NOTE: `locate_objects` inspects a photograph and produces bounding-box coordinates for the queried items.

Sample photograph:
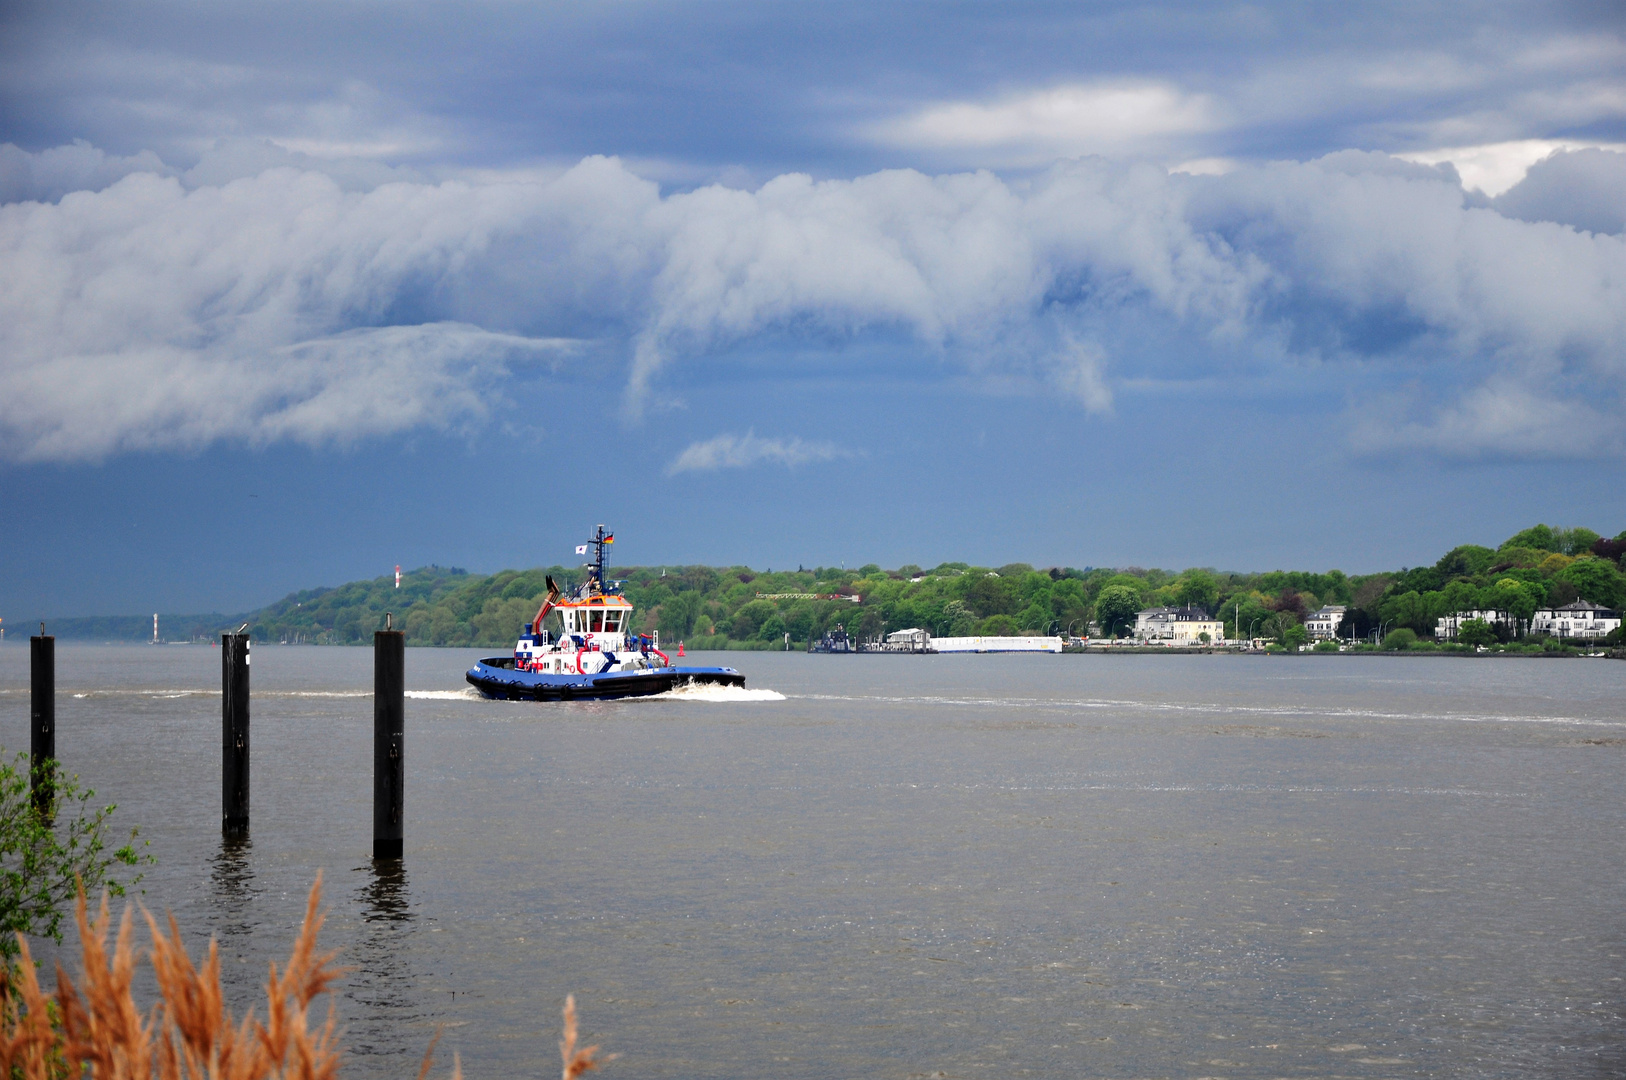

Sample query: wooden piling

[221,631,250,837]
[373,623,405,859]
[30,631,55,813]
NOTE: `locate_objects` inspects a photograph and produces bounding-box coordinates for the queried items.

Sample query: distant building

[1436,609,1513,640]
[1530,601,1621,639]
[1305,605,1347,640]
[885,627,931,651]
[1134,606,1224,644]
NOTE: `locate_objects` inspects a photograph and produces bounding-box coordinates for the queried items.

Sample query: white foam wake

[405,689,483,701]
[654,684,786,702]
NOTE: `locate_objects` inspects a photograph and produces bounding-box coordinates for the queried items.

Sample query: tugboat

[466,525,746,701]
[808,623,858,653]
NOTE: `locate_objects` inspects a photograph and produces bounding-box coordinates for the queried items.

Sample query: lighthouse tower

[395,565,401,589]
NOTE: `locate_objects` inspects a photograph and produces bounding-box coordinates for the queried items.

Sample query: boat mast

[589,524,609,593]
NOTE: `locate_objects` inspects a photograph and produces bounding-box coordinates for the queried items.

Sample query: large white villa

[1134,606,1225,644]
[1305,605,1347,640]
[1435,609,1514,640]
[1529,601,1621,639]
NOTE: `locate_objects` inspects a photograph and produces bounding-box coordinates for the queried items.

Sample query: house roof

[1137,605,1212,621]
[1545,600,1619,614]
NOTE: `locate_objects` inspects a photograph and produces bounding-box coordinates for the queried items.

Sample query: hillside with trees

[47,524,1626,650]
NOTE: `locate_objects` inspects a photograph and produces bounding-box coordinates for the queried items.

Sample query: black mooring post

[222,630,250,837]
[373,622,405,859]
[30,630,55,814]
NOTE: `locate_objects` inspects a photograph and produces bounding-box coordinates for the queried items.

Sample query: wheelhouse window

[589,610,604,633]
[605,611,622,632]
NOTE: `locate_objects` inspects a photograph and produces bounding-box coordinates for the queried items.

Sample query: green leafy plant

[1381,628,1418,650]
[0,753,147,967]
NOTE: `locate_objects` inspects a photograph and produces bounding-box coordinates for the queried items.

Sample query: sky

[2,0,1625,617]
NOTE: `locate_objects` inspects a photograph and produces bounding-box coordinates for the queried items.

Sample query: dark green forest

[62,522,1624,650]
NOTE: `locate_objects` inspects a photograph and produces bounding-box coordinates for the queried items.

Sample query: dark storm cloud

[2,1,1622,176]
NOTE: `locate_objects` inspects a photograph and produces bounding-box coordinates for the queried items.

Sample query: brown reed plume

[0,874,610,1080]
[559,995,611,1080]
[0,874,343,1080]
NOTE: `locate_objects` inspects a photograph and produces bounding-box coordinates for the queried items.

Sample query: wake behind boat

[466,525,745,701]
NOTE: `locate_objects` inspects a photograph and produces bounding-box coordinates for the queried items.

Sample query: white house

[1530,601,1621,639]
[1435,609,1513,640]
[1134,606,1225,644]
[1305,605,1347,640]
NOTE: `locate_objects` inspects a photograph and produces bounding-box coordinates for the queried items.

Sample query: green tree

[1094,584,1141,637]
[966,574,1020,618]
[1555,556,1624,609]
[728,599,775,639]
[1435,544,1497,579]
[1486,577,1542,628]
[942,600,977,636]
[0,754,148,966]
[1226,595,1274,641]
[1174,570,1220,613]
[1281,625,1308,649]
[1379,590,1433,635]
[1554,527,1601,556]
[1501,524,1557,553]
[1382,628,1418,650]
[1016,601,1051,633]
[1457,618,1496,648]
[1049,579,1089,632]
[658,590,704,638]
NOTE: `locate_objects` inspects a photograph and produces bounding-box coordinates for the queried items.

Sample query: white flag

[576,545,588,554]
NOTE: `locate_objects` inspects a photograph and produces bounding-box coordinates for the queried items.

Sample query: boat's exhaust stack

[532,575,563,635]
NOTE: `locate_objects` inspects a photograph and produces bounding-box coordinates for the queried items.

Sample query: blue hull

[466,657,745,701]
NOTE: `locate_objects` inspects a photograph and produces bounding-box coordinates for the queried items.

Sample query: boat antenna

[588,524,610,593]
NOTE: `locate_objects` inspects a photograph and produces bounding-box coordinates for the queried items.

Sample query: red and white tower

[395,565,401,589]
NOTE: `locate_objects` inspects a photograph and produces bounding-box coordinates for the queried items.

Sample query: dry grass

[0,875,608,1080]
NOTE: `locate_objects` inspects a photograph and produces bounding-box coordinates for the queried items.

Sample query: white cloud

[1398,139,1626,195]
[1053,338,1113,414]
[1492,148,1626,235]
[2,142,1624,464]
[666,431,848,474]
[872,81,1225,164]
[0,140,176,203]
[1356,380,1622,460]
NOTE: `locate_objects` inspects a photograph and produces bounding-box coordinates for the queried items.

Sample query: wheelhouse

[557,597,634,637]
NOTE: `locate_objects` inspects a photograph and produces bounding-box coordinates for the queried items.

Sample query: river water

[0,644,1622,1079]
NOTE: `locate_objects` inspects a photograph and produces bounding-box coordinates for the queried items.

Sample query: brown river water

[1,644,1623,1079]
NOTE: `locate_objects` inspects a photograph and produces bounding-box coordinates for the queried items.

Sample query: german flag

[604,533,614,544]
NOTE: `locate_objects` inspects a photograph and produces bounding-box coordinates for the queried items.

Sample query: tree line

[195,522,1623,650]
